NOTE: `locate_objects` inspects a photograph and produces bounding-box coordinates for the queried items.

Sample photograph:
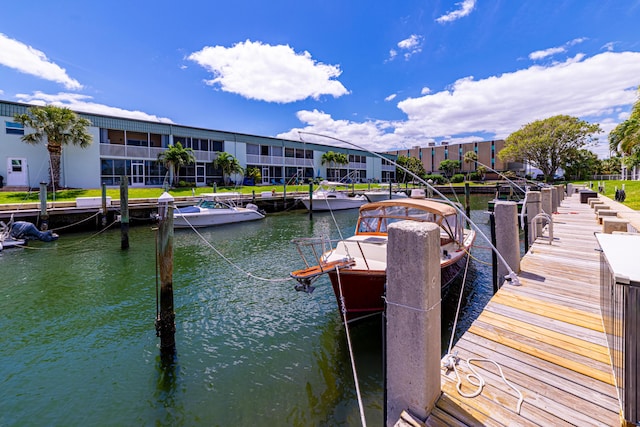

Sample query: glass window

[285,148,294,157]
[261,145,270,155]
[272,146,283,156]
[5,121,24,135]
[247,144,259,155]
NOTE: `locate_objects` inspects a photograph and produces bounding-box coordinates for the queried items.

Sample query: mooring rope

[49,211,101,232]
[182,216,292,283]
[14,219,120,250]
[442,253,524,414]
[334,267,367,427]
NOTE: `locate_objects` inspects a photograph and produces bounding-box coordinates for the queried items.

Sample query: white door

[196,164,206,186]
[7,157,28,186]
[131,161,145,186]
[262,167,270,184]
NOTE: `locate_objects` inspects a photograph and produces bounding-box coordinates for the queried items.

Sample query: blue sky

[1,0,640,157]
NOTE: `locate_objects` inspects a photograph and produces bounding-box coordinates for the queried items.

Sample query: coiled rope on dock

[442,254,524,414]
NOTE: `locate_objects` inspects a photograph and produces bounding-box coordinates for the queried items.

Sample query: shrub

[451,174,465,183]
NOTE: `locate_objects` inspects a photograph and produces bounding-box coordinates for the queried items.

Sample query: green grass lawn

[1,180,639,210]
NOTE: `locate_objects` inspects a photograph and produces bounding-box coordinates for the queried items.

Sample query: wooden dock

[428,193,621,426]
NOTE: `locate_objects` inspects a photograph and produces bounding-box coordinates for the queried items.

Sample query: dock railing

[596,233,640,425]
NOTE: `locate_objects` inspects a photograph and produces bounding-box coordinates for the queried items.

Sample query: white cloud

[421,87,432,95]
[389,35,423,61]
[398,35,420,50]
[436,0,476,23]
[279,51,640,156]
[0,33,82,90]
[529,37,587,60]
[602,42,616,51]
[15,92,174,123]
[385,94,397,102]
[187,39,349,103]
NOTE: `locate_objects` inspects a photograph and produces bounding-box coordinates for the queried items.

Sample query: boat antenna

[298,131,520,286]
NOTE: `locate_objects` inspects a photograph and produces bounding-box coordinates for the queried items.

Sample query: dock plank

[427,193,621,426]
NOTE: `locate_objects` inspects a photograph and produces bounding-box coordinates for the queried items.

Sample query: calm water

[0,195,495,426]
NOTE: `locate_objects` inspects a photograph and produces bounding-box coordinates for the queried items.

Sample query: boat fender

[246,203,259,211]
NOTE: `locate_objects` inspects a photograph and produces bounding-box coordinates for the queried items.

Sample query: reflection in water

[0,196,494,426]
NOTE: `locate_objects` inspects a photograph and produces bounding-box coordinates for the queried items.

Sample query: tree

[321,151,348,180]
[499,115,601,183]
[563,149,599,180]
[157,142,196,186]
[395,155,426,183]
[245,166,261,184]
[439,159,461,178]
[14,105,92,189]
[213,152,243,186]
[609,89,640,156]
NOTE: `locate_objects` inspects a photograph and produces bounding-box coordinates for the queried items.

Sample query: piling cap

[158,192,175,203]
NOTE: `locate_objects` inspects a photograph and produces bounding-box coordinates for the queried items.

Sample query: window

[5,121,24,135]
[261,145,270,156]
[285,147,294,157]
[247,144,259,155]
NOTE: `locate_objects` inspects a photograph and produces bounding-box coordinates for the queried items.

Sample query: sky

[1,0,640,158]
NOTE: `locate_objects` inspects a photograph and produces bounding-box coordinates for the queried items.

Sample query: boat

[173,193,265,228]
[363,185,408,202]
[290,198,476,322]
[298,180,368,211]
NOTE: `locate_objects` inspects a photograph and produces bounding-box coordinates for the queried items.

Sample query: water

[0,195,496,426]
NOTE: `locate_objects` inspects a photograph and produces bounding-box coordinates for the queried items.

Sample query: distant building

[388,139,521,177]
[0,100,396,190]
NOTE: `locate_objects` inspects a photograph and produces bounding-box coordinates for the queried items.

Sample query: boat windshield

[197,199,229,209]
[357,205,439,233]
[356,204,461,241]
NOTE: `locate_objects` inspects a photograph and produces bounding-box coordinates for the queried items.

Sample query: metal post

[120,176,129,250]
[464,182,471,221]
[490,212,498,294]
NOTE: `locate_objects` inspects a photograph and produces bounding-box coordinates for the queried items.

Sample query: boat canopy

[355,198,462,240]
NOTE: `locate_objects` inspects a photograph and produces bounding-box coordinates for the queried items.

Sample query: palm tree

[321,151,348,180]
[157,142,196,186]
[14,105,92,189]
[213,152,243,186]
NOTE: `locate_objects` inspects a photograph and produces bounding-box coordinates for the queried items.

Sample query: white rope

[442,252,524,414]
[334,267,367,427]
[383,297,441,314]
[182,214,292,283]
[50,210,101,231]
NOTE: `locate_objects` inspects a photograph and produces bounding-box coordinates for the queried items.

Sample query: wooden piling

[39,182,49,231]
[120,177,129,250]
[308,182,313,220]
[385,221,441,425]
[156,192,176,356]
[464,182,471,220]
[101,183,108,227]
[541,187,553,215]
[525,191,542,244]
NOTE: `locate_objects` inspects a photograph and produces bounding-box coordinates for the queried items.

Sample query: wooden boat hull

[327,251,469,322]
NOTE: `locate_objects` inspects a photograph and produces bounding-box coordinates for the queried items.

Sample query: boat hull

[174,210,264,228]
[300,197,367,211]
[327,252,469,322]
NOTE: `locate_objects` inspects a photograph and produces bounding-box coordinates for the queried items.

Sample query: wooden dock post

[120,176,129,250]
[156,192,176,358]
[308,182,313,220]
[541,187,553,215]
[525,191,542,242]
[101,182,108,227]
[464,182,471,220]
[494,201,520,287]
[385,221,441,426]
[39,182,49,231]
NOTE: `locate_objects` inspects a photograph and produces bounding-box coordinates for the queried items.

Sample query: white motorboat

[363,186,408,202]
[174,193,265,228]
[298,181,368,212]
